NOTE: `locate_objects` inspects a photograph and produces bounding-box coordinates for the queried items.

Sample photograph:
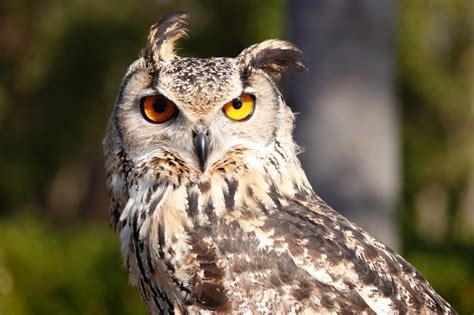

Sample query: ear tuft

[142,12,189,71]
[237,40,306,80]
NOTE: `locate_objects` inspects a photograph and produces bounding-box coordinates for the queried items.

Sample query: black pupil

[153,97,168,113]
[232,98,243,109]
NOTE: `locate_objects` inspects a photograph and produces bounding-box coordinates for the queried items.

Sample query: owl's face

[115,55,290,173]
[105,13,304,183]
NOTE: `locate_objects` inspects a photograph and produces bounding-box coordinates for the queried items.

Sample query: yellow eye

[223,93,255,121]
[141,95,177,123]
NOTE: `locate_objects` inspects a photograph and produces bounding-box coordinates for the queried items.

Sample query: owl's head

[104,12,304,182]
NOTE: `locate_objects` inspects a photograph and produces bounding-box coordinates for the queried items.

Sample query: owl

[103,12,455,314]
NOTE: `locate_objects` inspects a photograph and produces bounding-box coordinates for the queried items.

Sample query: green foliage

[398,0,474,313]
[399,0,473,190]
[0,215,145,315]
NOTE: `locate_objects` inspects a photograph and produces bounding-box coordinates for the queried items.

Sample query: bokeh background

[0,0,473,314]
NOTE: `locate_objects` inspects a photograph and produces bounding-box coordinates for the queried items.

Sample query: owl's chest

[120,177,334,313]
[121,173,283,263]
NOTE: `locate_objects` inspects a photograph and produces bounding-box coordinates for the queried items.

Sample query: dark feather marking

[240,68,251,86]
[110,202,122,229]
[347,291,376,314]
[359,265,377,285]
[126,255,131,273]
[145,247,156,274]
[246,185,254,198]
[192,240,224,281]
[241,43,305,80]
[277,202,359,266]
[143,12,188,73]
[424,288,445,313]
[194,282,230,311]
[402,277,424,310]
[294,187,311,202]
[339,309,353,315]
[148,188,165,215]
[138,279,150,302]
[287,237,304,256]
[269,274,282,287]
[267,156,281,175]
[144,190,151,203]
[132,212,145,252]
[164,260,176,273]
[204,202,217,223]
[201,264,224,280]
[189,234,230,311]
[268,184,283,210]
[254,48,305,74]
[148,281,170,314]
[277,258,297,284]
[219,237,239,255]
[158,223,165,259]
[320,295,335,309]
[379,251,401,275]
[361,241,380,260]
[273,138,288,161]
[108,151,133,230]
[260,200,271,215]
[230,258,248,274]
[198,181,211,193]
[186,186,198,216]
[293,287,310,301]
[224,178,238,209]
[150,12,187,46]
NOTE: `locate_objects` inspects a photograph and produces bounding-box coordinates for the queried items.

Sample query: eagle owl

[103,12,455,314]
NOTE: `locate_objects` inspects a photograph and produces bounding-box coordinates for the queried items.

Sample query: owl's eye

[223,93,255,121]
[140,95,177,123]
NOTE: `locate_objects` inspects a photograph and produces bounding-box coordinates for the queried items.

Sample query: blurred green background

[0,0,473,314]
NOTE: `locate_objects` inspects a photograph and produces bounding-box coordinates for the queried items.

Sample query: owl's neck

[119,137,313,226]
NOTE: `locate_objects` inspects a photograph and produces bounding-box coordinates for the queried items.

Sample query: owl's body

[103,13,455,314]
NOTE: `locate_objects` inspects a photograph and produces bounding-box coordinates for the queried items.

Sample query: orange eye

[141,95,177,123]
[223,93,255,121]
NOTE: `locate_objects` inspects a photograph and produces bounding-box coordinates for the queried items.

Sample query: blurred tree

[287,0,400,249]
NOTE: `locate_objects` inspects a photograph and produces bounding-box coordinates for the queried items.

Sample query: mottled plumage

[103,12,456,314]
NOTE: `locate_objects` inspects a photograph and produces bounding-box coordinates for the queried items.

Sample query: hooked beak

[193,131,210,172]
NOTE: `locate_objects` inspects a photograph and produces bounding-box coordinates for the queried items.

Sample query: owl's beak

[193,130,209,172]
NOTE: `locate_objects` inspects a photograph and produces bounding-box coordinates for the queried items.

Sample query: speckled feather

[103,13,456,314]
